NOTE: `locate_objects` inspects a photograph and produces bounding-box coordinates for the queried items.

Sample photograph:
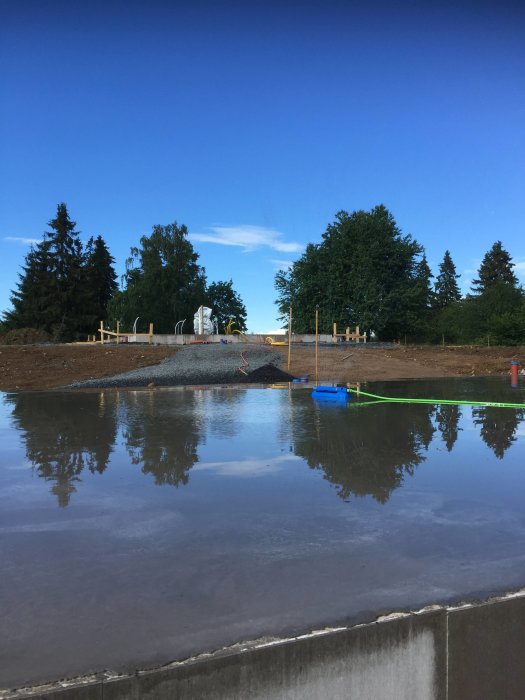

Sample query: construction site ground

[0,342,523,391]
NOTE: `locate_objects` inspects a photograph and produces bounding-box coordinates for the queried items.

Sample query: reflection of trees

[121,391,202,486]
[472,406,525,459]
[7,392,117,507]
[436,405,461,452]
[293,402,435,503]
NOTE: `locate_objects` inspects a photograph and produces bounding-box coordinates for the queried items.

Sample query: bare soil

[0,344,180,391]
[273,344,524,384]
[0,342,523,391]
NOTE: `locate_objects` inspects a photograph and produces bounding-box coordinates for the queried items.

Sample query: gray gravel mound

[69,343,287,389]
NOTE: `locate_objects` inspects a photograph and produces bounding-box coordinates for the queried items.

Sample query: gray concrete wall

[125,334,335,345]
[6,591,525,700]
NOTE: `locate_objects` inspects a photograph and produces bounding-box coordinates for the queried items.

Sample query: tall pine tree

[82,235,118,330]
[42,203,84,340]
[4,204,118,341]
[433,250,461,309]
[471,241,518,293]
[4,240,53,330]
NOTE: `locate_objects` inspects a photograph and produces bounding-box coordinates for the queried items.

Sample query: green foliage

[82,236,118,329]
[407,254,434,341]
[205,280,247,332]
[275,206,423,339]
[433,250,461,310]
[471,241,518,294]
[4,240,54,332]
[109,222,207,334]
[4,204,117,341]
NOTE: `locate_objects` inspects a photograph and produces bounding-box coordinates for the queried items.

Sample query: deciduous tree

[206,280,247,332]
[109,222,206,333]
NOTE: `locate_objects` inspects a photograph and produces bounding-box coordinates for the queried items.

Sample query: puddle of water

[1,378,524,689]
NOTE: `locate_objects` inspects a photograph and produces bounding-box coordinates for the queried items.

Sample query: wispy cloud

[4,236,40,245]
[270,259,294,271]
[189,225,303,254]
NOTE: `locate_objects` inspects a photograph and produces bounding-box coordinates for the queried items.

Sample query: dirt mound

[245,363,296,383]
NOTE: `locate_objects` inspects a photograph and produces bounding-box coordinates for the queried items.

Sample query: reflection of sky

[1,381,525,689]
[194,454,301,478]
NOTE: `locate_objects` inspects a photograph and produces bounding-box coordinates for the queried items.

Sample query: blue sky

[1,0,524,333]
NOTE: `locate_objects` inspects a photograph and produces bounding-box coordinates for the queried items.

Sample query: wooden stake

[287,306,292,371]
[116,320,120,344]
[99,320,104,345]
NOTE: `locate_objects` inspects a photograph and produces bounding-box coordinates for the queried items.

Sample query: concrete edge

[3,587,524,699]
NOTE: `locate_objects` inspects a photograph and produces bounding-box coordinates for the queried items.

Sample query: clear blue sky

[1,0,524,332]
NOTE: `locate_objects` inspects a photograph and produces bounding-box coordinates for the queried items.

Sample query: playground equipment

[332,323,367,343]
[98,321,154,344]
[265,336,288,346]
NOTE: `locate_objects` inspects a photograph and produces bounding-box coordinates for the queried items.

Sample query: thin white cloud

[4,236,40,245]
[270,259,294,271]
[189,225,303,254]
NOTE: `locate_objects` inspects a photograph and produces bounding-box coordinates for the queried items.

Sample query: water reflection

[7,392,118,507]
[436,405,462,452]
[4,381,525,507]
[121,391,203,487]
[472,406,525,459]
[292,402,435,503]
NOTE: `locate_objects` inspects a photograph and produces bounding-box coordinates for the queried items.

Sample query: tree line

[275,205,525,345]
[2,203,247,341]
[3,202,524,345]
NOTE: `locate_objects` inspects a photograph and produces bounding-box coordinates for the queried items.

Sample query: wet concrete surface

[1,378,525,689]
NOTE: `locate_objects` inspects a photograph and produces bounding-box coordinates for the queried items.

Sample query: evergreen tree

[82,235,118,329]
[44,203,84,340]
[434,250,461,309]
[4,239,53,330]
[401,254,434,340]
[471,241,518,294]
[206,280,247,332]
[4,203,83,339]
[109,222,206,333]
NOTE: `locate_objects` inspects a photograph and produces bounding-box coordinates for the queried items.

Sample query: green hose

[347,387,525,409]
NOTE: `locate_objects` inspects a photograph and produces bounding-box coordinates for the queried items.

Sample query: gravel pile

[69,343,290,389]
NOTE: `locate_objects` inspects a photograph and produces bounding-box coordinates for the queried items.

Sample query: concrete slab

[448,594,525,700]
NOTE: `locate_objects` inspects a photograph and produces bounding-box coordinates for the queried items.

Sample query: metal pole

[287,305,292,371]
[315,306,319,384]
